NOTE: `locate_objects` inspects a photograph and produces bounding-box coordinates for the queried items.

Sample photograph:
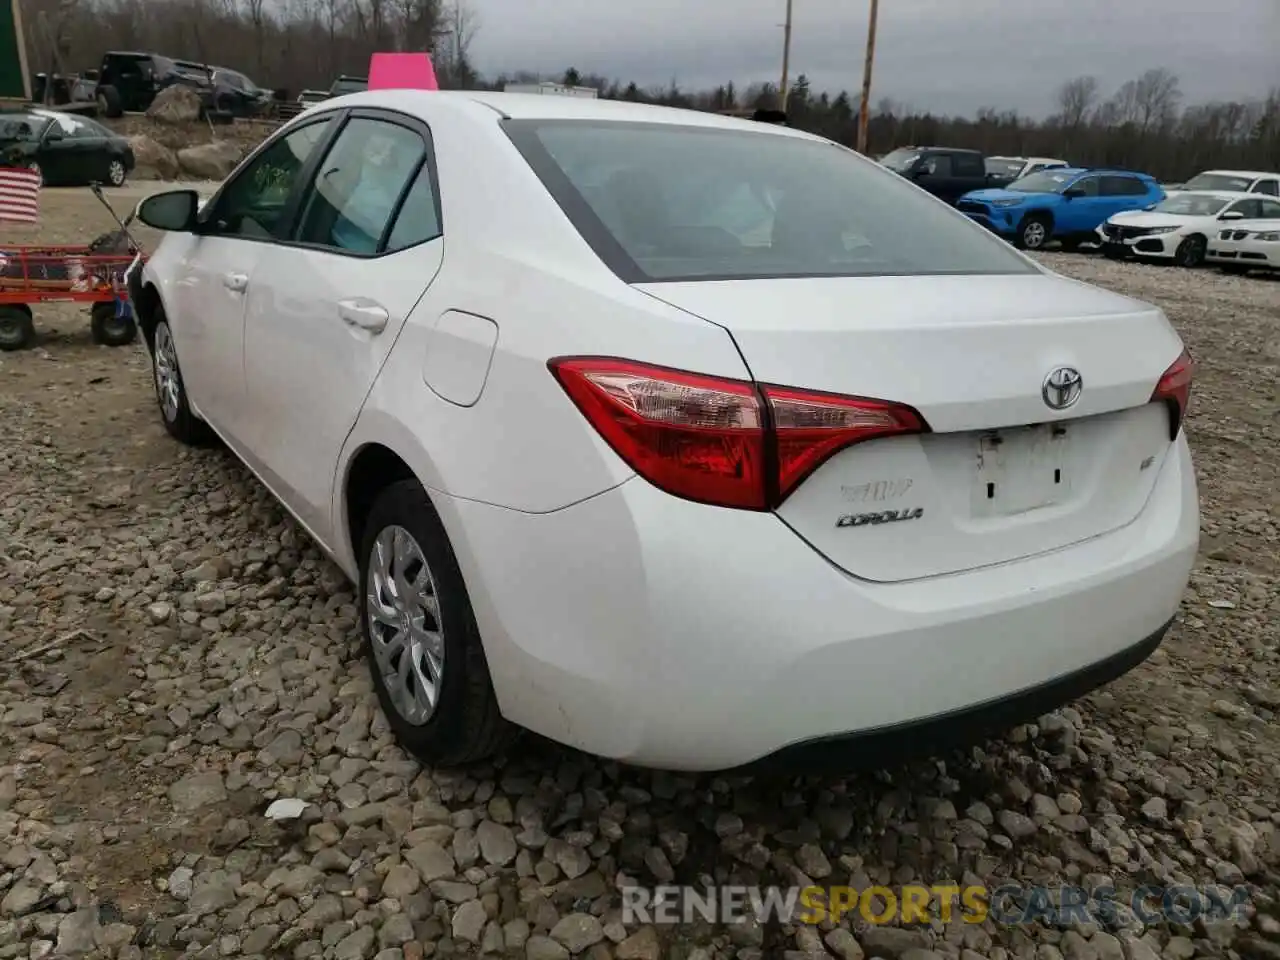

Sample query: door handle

[338,298,389,334]
[223,272,248,293]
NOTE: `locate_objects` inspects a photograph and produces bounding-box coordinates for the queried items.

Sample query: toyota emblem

[1042,366,1083,410]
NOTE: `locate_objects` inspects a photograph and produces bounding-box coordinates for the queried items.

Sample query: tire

[0,305,35,352]
[90,302,137,346]
[96,85,123,118]
[1016,215,1051,251]
[106,157,127,187]
[150,314,215,445]
[1174,235,1207,268]
[358,480,513,767]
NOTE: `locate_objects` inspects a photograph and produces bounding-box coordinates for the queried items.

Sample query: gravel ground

[2,193,1279,960]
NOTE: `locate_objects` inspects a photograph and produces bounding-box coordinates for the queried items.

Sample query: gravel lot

[2,191,1279,960]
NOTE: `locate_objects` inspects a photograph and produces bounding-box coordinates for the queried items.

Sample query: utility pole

[856,0,880,154]
[779,0,793,110]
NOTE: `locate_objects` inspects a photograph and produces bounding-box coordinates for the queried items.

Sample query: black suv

[879,146,992,205]
[93,52,212,117]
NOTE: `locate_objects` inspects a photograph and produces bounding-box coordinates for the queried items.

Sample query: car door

[34,122,79,184]
[1056,174,1106,232]
[168,115,338,440]
[62,119,109,184]
[1222,197,1264,224]
[239,109,445,541]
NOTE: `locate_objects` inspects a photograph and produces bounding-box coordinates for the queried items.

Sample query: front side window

[920,154,952,177]
[503,120,1036,282]
[1258,198,1280,219]
[1069,176,1100,197]
[1226,198,1264,219]
[294,117,426,255]
[206,118,333,240]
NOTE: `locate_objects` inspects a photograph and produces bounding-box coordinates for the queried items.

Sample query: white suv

[129,91,1199,772]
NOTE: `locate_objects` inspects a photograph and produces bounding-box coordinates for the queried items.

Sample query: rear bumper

[441,434,1199,772]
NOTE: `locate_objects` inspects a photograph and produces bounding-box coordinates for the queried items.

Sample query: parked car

[958,167,1165,250]
[297,89,329,105]
[1098,191,1280,267]
[31,71,97,106]
[207,66,273,117]
[1206,216,1280,275]
[93,51,213,116]
[879,146,990,204]
[329,75,368,96]
[126,92,1198,773]
[1164,169,1280,198]
[0,108,134,186]
[984,156,1069,187]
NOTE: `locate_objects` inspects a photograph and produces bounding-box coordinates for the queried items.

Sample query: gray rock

[615,925,661,960]
[56,909,100,955]
[168,771,227,811]
[551,913,605,953]
[476,819,518,866]
[996,809,1038,840]
[860,926,929,958]
[452,900,487,944]
[824,928,865,960]
[404,840,456,882]
[381,863,420,900]
[526,934,570,960]
[334,924,377,959]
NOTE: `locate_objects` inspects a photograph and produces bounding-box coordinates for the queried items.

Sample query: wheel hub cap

[366,525,444,726]
[154,326,180,421]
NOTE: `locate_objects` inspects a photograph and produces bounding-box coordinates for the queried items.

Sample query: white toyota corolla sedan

[128,90,1200,773]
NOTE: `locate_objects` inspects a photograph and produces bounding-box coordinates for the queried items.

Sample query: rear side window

[1101,176,1147,197]
[953,153,984,177]
[294,117,425,255]
[1259,198,1280,219]
[1253,179,1279,196]
[503,120,1035,283]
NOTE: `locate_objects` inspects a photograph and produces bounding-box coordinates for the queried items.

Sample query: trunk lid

[636,272,1184,583]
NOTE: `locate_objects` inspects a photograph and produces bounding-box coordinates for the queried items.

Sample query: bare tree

[1056,75,1099,129]
[437,0,477,87]
[1131,68,1182,134]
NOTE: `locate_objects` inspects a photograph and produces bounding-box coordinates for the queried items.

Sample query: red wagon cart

[0,184,146,352]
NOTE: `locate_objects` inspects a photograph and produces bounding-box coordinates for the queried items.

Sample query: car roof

[1173,190,1255,200]
[327,89,830,142]
[1196,169,1276,178]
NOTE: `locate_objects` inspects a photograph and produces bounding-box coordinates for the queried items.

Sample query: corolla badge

[1042,366,1083,410]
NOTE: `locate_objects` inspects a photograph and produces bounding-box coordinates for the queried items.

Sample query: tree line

[22,0,1280,181]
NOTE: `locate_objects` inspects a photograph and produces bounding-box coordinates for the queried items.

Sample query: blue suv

[957,168,1165,251]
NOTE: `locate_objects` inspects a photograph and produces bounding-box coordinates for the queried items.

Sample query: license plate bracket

[971,424,1071,518]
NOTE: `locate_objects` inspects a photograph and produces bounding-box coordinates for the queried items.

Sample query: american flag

[0,168,40,224]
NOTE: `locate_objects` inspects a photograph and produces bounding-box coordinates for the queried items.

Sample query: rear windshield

[1182,173,1254,192]
[503,119,1036,283]
[985,158,1025,178]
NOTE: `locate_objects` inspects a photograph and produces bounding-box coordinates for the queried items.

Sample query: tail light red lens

[1151,348,1193,439]
[549,357,927,510]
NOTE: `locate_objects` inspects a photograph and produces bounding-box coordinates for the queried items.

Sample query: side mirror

[1063,187,1085,199]
[137,189,200,232]
[1219,210,1244,221]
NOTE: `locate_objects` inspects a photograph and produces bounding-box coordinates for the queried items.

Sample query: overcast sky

[468,0,1279,117]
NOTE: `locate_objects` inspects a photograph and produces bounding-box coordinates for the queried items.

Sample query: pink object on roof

[368,53,439,91]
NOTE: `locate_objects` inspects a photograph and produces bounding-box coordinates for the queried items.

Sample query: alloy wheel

[153,323,181,422]
[108,160,126,186]
[366,525,445,726]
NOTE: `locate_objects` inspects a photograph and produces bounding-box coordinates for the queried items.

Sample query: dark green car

[0,109,135,186]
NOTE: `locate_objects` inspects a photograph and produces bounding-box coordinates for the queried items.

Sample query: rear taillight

[1151,348,1193,439]
[548,357,927,510]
